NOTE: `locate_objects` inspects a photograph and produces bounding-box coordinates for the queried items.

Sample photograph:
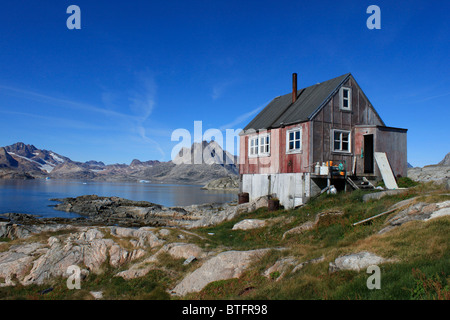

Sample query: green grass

[329,258,450,300]
[191,235,449,300]
[186,184,449,300]
[377,177,419,189]
[85,269,172,299]
[196,207,288,250]
[0,267,172,300]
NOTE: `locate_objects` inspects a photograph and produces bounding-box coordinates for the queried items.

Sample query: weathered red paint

[239,74,408,181]
[239,122,311,175]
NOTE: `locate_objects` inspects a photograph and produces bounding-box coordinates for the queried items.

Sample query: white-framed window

[339,87,352,111]
[248,133,270,157]
[258,133,270,156]
[332,129,351,153]
[286,127,302,153]
[249,136,259,157]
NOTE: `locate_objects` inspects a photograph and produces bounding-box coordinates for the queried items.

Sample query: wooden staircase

[346,176,375,190]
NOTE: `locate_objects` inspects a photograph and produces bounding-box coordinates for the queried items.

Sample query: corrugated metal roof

[243,73,351,132]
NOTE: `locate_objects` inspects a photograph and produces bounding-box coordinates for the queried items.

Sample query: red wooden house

[238,73,407,208]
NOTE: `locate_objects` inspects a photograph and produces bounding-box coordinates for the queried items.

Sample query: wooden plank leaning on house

[374,152,399,189]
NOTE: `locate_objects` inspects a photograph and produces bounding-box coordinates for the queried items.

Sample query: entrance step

[346,176,375,190]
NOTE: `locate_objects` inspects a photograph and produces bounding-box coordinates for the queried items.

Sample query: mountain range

[0,141,238,184]
[1,141,448,184]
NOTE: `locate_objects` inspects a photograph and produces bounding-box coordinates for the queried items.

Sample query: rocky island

[48,194,267,229]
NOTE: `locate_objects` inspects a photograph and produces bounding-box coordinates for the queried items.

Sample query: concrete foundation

[241,173,312,209]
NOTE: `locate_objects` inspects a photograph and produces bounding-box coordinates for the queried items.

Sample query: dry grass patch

[350,216,450,261]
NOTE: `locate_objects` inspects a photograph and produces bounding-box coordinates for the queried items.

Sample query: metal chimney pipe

[292,73,297,103]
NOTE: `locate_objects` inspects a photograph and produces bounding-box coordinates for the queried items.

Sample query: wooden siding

[239,122,310,175]
[239,74,407,180]
[375,127,408,178]
[311,76,384,173]
[354,126,407,178]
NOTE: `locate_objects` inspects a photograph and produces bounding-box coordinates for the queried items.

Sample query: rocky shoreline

[0,195,271,292]
[44,194,267,229]
[0,194,271,238]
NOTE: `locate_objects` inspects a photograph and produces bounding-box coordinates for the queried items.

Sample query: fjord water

[0,179,237,218]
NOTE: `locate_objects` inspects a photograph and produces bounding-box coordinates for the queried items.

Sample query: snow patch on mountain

[8,152,56,173]
[50,152,65,164]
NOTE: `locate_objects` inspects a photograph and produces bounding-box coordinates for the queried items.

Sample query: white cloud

[0,109,114,131]
[137,126,165,158]
[128,76,157,121]
[0,84,139,121]
[211,80,235,100]
[218,101,267,131]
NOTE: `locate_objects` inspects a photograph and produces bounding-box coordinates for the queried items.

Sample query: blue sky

[0,0,448,167]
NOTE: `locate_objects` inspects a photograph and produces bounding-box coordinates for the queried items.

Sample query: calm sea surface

[0,179,237,218]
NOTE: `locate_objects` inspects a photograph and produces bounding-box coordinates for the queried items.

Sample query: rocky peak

[130,159,160,168]
[0,147,19,168]
[438,152,450,166]
[5,142,38,158]
[130,159,143,167]
[85,160,105,167]
[173,140,237,166]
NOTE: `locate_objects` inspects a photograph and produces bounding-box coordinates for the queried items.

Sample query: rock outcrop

[171,249,269,296]
[407,152,450,187]
[328,252,395,273]
[232,219,266,230]
[0,222,32,240]
[438,152,450,166]
[202,176,239,191]
[408,165,450,185]
[0,215,77,240]
[0,226,163,287]
[0,242,45,287]
[109,226,164,248]
[50,194,270,229]
[282,210,344,239]
[379,200,450,234]
[115,242,206,280]
[263,256,324,281]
